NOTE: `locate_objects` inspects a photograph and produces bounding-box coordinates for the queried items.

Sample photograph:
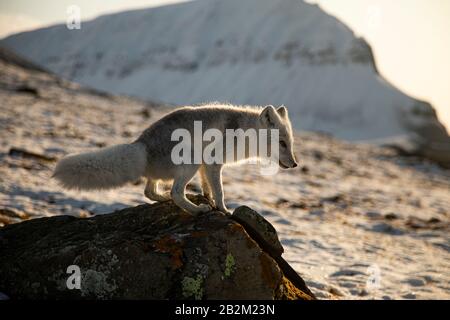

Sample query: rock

[0,195,315,300]
[365,211,382,219]
[14,85,39,96]
[405,216,448,231]
[328,286,345,297]
[232,206,284,256]
[329,269,365,277]
[385,117,450,168]
[408,107,450,168]
[384,212,398,220]
[300,166,309,174]
[139,108,152,119]
[8,147,56,162]
[370,222,405,235]
[0,208,29,220]
[402,293,417,299]
[404,278,426,287]
[0,208,29,227]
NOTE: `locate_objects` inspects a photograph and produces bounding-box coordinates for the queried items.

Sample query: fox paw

[217,207,232,215]
[196,203,212,213]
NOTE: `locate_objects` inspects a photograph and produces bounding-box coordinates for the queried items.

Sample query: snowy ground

[1,58,449,300]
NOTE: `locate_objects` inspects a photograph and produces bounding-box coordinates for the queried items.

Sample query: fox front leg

[203,165,230,215]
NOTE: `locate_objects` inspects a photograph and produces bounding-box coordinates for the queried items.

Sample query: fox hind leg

[144,179,171,202]
[199,166,214,204]
[171,166,211,214]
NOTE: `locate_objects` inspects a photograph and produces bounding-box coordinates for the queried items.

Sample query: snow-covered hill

[1,0,449,152]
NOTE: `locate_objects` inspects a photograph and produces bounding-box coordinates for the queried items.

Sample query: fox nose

[292,162,298,168]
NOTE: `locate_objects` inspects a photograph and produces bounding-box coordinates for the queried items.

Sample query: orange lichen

[277,276,314,300]
[154,235,184,270]
[227,223,245,235]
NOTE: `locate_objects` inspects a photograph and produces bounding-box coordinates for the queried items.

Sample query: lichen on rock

[0,195,315,300]
[181,275,203,300]
[224,253,235,278]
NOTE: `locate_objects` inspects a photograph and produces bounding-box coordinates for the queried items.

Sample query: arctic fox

[53,104,298,214]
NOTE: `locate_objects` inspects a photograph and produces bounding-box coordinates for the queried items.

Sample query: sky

[0,0,448,131]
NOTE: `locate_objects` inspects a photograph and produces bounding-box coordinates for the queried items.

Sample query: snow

[1,57,449,299]
[1,0,446,143]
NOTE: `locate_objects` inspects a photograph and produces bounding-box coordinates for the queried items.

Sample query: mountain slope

[0,46,49,73]
[1,0,448,152]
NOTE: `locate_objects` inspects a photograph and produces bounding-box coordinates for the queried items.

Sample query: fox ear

[277,106,288,118]
[260,105,277,126]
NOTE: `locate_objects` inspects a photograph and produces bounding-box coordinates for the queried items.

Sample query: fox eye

[280,141,287,149]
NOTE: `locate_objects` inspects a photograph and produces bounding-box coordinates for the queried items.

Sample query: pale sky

[0,0,448,131]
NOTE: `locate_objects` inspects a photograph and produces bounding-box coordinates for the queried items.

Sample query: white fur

[53,143,147,190]
[53,104,297,214]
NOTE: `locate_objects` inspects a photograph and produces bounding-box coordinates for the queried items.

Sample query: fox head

[260,105,298,169]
